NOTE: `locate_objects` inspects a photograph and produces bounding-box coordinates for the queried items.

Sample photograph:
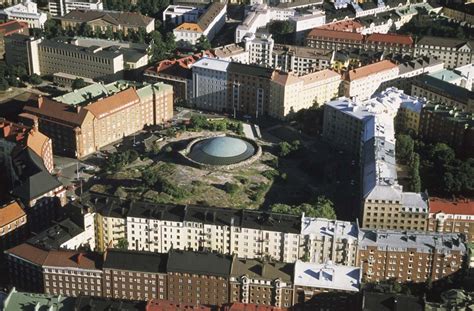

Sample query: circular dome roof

[188,136,256,166]
[199,136,248,158]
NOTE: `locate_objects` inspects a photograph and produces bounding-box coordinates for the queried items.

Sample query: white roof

[301,217,358,240]
[294,261,361,292]
[402,192,428,213]
[192,57,230,72]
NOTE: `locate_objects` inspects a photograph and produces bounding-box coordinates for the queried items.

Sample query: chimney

[37,95,43,108]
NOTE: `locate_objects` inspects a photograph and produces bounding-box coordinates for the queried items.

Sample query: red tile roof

[85,87,140,119]
[318,20,363,32]
[0,20,28,36]
[5,243,49,266]
[307,28,364,42]
[145,51,215,79]
[366,33,413,46]
[0,200,26,228]
[345,60,397,81]
[43,250,102,270]
[429,197,474,215]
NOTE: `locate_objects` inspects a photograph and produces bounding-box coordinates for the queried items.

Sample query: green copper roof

[3,288,75,311]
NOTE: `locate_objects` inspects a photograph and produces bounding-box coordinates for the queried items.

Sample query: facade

[414,36,473,69]
[306,28,413,55]
[22,81,173,158]
[48,0,103,17]
[0,0,47,28]
[103,250,168,301]
[427,197,474,242]
[42,250,103,297]
[269,69,340,119]
[58,9,154,35]
[293,261,360,310]
[192,58,230,112]
[166,250,232,306]
[244,32,275,68]
[227,62,274,118]
[229,258,294,308]
[342,60,398,100]
[418,103,474,158]
[412,75,474,113]
[173,2,226,47]
[0,20,28,59]
[357,229,466,283]
[272,44,333,76]
[0,200,27,250]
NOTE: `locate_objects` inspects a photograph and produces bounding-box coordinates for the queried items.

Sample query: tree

[116,238,128,249]
[278,141,292,157]
[196,35,211,50]
[268,20,295,44]
[143,170,159,187]
[0,77,9,91]
[224,182,240,194]
[28,74,42,85]
[396,134,414,163]
[308,196,337,219]
[190,115,209,129]
[72,78,86,90]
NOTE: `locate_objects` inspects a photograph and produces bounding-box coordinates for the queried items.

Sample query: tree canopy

[271,196,336,219]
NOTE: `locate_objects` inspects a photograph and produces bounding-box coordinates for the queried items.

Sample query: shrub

[224,182,240,194]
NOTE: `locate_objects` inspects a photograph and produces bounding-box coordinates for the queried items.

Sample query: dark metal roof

[74,295,146,311]
[167,249,232,277]
[103,249,168,273]
[28,218,84,250]
[227,62,275,78]
[413,75,473,105]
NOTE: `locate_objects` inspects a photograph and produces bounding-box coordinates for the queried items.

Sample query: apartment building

[167,250,232,306]
[5,243,48,292]
[229,258,294,308]
[244,32,274,68]
[427,198,474,242]
[0,20,28,59]
[43,250,103,297]
[412,75,474,113]
[192,58,230,112]
[418,103,474,158]
[213,44,249,64]
[227,62,274,118]
[358,229,466,283]
[299,217,358,266]
[272,44,333,76]
[102,250,168,301]
[414,36,473,69]
[323,88,429,231]
[269,69,340,119]
[144,51,214,103]
[0,0,47,28]
[0,200,27,250]
[394,94,425,135]
[22,81,173,158]
[342,60,398,100]
[48,0,103,17]
[173,2,226,47]
[306,28,413,54]
[58,9,155,35]
[293,261,361,310]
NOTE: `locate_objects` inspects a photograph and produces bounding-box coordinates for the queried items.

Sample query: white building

[0,0,47,28]
[173,2,227,47]
[192,57,230,112]
[213,43,249,64]
[414,36,474,69]
[293,261,361,293]
[162,5,205,25]
[290,8,325,43]
[300,217,359,266]
[48,0,103,17]
[244,32,274,67]
[429,66,473,91]
[342,60,399,101]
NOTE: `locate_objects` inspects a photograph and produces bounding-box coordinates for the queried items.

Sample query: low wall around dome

[180,134,262,170]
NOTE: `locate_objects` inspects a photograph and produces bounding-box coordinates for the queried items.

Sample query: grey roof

[413,75,473,105]
[416,36,473,49]
[230,258,293,282]
[103,249,168,273]
[40,39,123,60]
[28,218,84,250]
[397,56,443,75]
[11,149,63,202]
[359,229,466,254]
[167,250,232,277]
[188,136,255,165]
[197,2,226,31]
[273,44,333,60]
